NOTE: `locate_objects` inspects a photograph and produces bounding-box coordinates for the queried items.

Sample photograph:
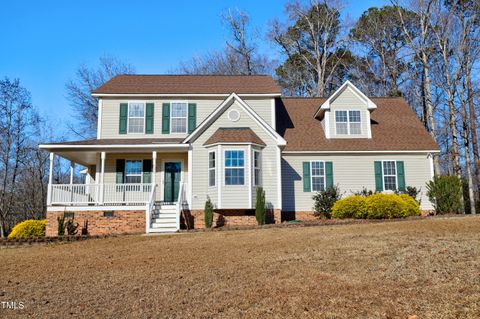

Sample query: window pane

[254,169,261,186]
[311,161,324,176]
[128,118,144,133]
[350,122,361,135]
[125,176,141,184]
[336,122,348,134]
[383,161,396,175]
[335,111,347,122]
[349,111,361,122]
[209,170,215,187]
[312,176,324,192]
[209,152,215,168]
[384,176,396,191]
[125,160,142,174]
[171,118,187,133]
[129,103,144,117]
[225,150,244,167]
[171,103,187,117]
[225,168,244,185]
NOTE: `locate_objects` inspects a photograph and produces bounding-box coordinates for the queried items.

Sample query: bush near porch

[332,193,420,219]
[8,219,46,238]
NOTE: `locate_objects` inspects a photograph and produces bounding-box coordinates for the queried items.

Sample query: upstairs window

[171,102,187,133]
[225,150,245,185]
[382,160,397,191]
[254,151,261,186]
[128,103,145,133]
[335,110,361,135]
[208,151,216,187]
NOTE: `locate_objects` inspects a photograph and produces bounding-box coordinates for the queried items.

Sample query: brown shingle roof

[93,75,282,95]
[277,97,439,152]
[204,128,266,146]
[43,138,184,146]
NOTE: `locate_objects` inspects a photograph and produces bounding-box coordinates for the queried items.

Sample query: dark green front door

[164,162,181,203]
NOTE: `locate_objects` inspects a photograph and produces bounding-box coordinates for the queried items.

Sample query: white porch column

[188,146,193,208]
[152,151,157,187]
[247,144,253,209]
[47,152,54,205]
[99,152,106,204]
[69,162,75,185]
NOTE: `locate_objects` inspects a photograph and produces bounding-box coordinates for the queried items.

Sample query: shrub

[81,220,89,236]
[353,187,376,197]
[57,215,65,236]
[426,175,463,214]
[332,193,420,219]
[255,187,266,225]
[396,186,421,204]
[65,217,79,236]
[313,185,341,219]
[332,196,367,219]
[204,196,214,228]
[8,220,46,238]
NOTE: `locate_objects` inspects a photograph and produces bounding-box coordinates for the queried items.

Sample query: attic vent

[228,109,240,122]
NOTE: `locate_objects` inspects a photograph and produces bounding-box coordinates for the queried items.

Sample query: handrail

[175,182,185,231]
[145,184,156,233]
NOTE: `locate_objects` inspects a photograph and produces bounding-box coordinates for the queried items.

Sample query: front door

[164,162,181,203]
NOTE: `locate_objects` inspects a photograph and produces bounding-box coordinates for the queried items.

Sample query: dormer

[314,81,377,139]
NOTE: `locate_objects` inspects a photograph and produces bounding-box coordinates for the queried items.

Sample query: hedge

[8,219,46,238]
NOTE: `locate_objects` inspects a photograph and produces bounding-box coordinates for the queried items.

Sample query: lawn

[1,216,479,318]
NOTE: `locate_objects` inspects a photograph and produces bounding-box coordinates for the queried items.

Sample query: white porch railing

[49,183,153,206]
[176,182,186,230]
[145,184,157,233]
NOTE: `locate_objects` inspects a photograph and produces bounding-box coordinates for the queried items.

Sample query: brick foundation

[46,210,146,237]
[281,211,317,222]
[181,208,282,229]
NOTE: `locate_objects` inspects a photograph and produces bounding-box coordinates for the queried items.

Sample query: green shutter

[162,103,170,134]
[303,162,311,192]
[145,103,154,134]
[188,103,197,134]
[143,159,152,184]
[119,103,128,134]
[397,161,405,191]
[325,162,333,189]
[116,159,125,184]
[374,161,383,192]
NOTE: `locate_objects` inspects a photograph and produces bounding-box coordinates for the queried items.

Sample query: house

[39,75,438,235]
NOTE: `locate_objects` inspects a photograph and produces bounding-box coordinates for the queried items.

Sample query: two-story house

[40,75,438,235]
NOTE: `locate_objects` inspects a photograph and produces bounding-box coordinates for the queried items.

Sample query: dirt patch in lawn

[1,216,479,318]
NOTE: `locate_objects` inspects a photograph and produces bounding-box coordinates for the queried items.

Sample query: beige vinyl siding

[190,100,279,210]
[100,97,275,139]
[282,153,434,211]
[96,152,188,202]
[327,86,370,139]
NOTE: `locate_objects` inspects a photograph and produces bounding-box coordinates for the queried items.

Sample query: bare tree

[270,0,347,97]
[177,9,273,75]
[66,55,135,138]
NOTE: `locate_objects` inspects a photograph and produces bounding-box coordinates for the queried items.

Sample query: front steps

[149,202,178,233]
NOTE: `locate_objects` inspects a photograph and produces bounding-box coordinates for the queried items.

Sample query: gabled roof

[93,75,282,95]
[203,128,266,146]
[184,93,287,146]
[277,97,439,152]
[314,80,377,119]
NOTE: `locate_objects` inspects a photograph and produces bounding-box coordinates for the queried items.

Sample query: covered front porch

[39,139,192,233]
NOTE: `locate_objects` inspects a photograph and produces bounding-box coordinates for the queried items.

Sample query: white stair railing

[175,182,186,231]
[145,184,157,233]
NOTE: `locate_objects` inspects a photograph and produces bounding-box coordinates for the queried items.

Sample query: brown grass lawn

[1,216,480,319]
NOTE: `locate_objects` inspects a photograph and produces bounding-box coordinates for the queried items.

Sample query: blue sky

[0,0,387,133]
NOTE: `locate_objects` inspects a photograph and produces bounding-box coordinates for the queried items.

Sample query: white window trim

[170,101,188,134]
[253,150,261,186]
[223,149,245,186]
[310,160,326,192]
[125,159,143,184]
[208,150,216,187]
[334,109,362,136]
[382,160,398,191]
[127,101,146,134]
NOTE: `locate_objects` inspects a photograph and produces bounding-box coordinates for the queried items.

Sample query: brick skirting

[46,210,145,237]
[181,209,282,229]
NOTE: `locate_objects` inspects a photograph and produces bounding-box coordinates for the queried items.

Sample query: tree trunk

[461,93,476,214]
[467,70,480,199]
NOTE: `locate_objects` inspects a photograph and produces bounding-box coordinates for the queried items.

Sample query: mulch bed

[0,234,118,248]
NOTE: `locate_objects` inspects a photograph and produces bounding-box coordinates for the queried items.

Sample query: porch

[40,139,192,233]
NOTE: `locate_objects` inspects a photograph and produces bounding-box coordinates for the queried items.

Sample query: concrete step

[148,228,178,233]
[153,218,176,224]
[152,211,177,217]
[151,221,177,228]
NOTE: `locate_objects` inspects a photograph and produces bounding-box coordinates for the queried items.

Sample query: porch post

[99,152,106,204]
[47,152,54,205]
[188,146,193,208]
[69,162,75,185]
[152,151,157,187]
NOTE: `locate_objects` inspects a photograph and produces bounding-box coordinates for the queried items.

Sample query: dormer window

[335,110,361,135]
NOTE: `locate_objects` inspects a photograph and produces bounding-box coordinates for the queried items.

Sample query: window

[383,161,397,191]
[225,150,245,185]
[254,151,261,186]
[208,151,216,187]
[125,160,142,184]
[335,110,362,135]
[128,102,145,133]
[171,102,187,133]
[311,161,325,192]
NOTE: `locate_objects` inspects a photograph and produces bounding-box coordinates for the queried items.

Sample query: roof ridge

[117,74,273,77]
